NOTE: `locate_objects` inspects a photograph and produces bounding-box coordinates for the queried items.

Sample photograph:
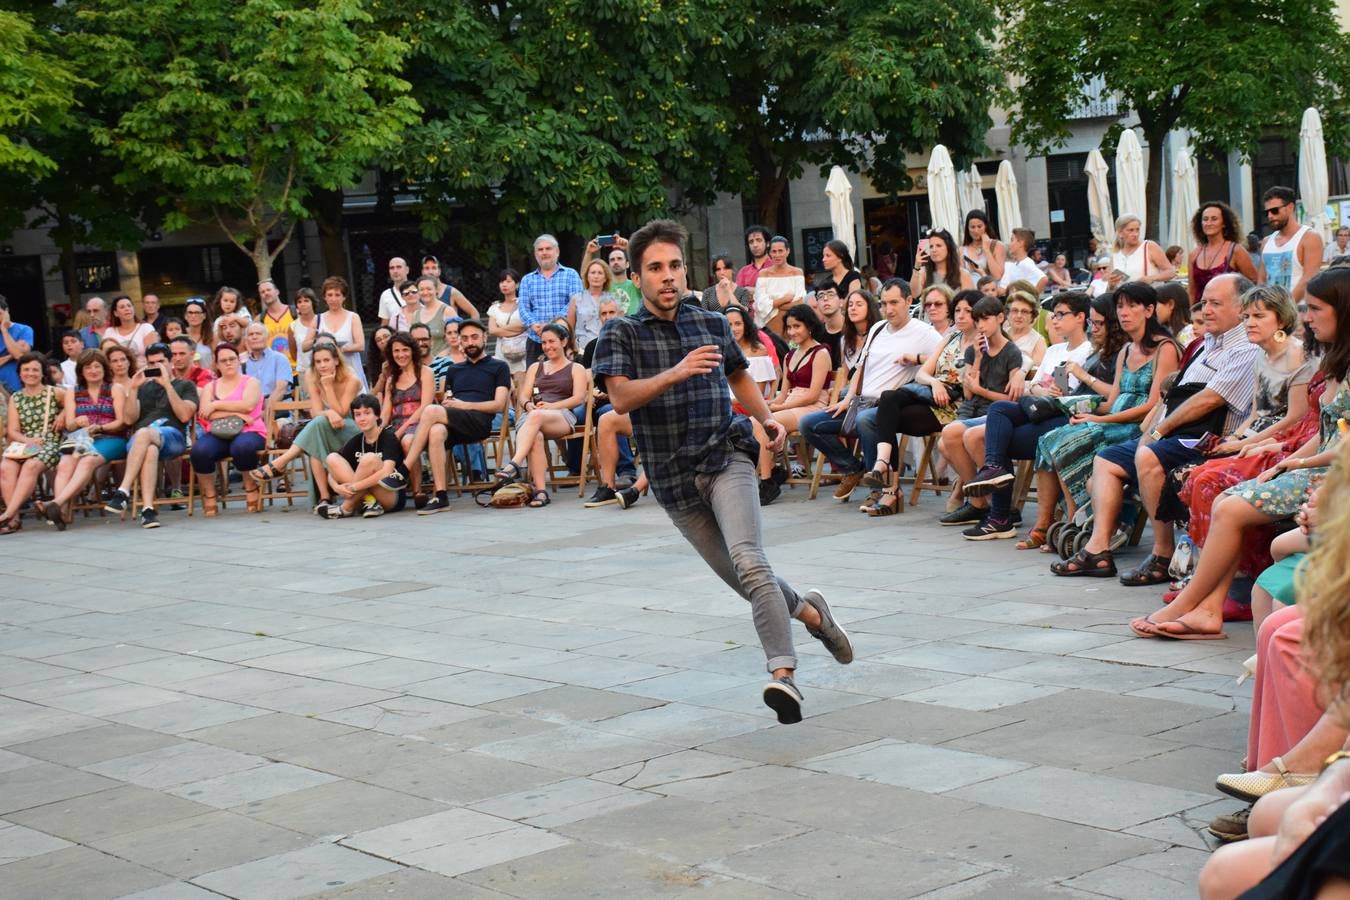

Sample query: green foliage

[999,0,1350,232]
[77,0,420,278]
[0,9,83,179]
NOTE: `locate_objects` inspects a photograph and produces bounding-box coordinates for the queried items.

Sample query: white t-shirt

[1000,256,1047,290]
[377,287,404,324]
[60,358,77,388]
[858,318,942,399]
[1031,339,1094,394]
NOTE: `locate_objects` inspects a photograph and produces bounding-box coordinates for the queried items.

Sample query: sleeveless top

[292,317,316,374]
[215,376,267,437]
[1109,352,1156,415]
[103,323,156,363]
[785,344,828,391]
[1111,243,1150,280]
[1191,242,1237,302]
[319,310,367,388]
[413,302,448,358]
[389,376,422,430]
[533,360,576,405]
[1245,350,1313,437]
[1262,226,1311,292]
[75,386,119,432]
[263,307,296,366]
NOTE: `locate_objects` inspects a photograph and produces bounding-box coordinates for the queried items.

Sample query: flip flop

[1130,614,1164,638]
[1152,620,1228,641]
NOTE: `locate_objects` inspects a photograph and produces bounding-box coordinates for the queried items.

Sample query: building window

[1045,152,1115,267]
[137,243,280,308]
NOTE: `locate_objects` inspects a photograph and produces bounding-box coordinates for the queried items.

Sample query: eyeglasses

[923,301,946,308]
[1264,204,1289,216]
[1009,307,1033,315]
[1050,311,1072,320]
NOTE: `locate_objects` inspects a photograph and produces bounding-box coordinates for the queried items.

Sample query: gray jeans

[666,454,803,672]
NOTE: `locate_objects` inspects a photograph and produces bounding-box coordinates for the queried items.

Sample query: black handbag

[1163,347,1230,438]
[1018,396,1062,424]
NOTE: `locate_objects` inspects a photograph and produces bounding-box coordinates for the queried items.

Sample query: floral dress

[13,387,61,468]
[1036,352,1155,506]
[1224,378,1350,517]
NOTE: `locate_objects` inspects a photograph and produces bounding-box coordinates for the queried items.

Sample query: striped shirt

[1171,321,1261,434]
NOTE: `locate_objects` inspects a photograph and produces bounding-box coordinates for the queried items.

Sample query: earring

[1274,330,1287,344]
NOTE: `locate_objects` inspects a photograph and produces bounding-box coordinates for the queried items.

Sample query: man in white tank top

[1259,185,1323,301]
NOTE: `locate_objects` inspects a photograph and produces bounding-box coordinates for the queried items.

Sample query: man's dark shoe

[104,489,129,513]
[1208,807,1250,843]
[584,486,619,508]
[417,495,448,516]
[759,478,781,506]
[939,502,985,526]
[832,471,864,502]
[762,676,803,724]
[616,486,642,509]
[139,507,161,529]
[802,589,853,664]
[963,518,1016,541]
[964,465,1014,497]
[379,470,407,491]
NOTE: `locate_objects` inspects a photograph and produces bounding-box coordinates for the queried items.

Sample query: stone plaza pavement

[0,487,1257,899]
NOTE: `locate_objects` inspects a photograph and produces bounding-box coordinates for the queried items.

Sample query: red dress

[1180,371,1325,575]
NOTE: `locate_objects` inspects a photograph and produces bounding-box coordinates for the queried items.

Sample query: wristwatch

[1149,428,1164,442]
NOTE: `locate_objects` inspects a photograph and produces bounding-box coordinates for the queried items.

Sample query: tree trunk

[250,235,273,284]
[311,187,349,283]
[1144,124,1167,245]
[753,167,787,234]
[58,224,78,310]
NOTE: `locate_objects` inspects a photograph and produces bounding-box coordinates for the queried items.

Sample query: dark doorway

[0,255,50,352]
[1046,153,1117,269]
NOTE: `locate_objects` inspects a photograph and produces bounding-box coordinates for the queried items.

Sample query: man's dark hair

[457,319,485,335]
[169,335,195,350]
[880,277,911,299]
[58,328,80,343]
[813,274,836,293]
[744,224,771,243]
[1052,290,1091,318]
[1262,185,1296,206]
[408,322,431,337]
[628,219,688,270]
[351,392,381,415]
[144,342,171,362]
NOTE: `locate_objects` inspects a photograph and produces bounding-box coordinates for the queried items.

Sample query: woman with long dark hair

[752,236,806,335]
[702,254,752,312]
[960,210,1006,280]
[910,229,974,295]
[841,288,881,372]
[821,239,860,298]
[382,331,448,514]
[757,304,833,499]
[1034,282,1179,536]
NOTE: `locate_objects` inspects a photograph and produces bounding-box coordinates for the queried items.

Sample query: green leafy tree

[0,9,81,179]
[999,0,1350,239]
[380,0,738,257]
[78,0,421,282]
[719,0,999,230]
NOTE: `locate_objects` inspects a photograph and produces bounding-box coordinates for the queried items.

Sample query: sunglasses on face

[1264,204,1288,216]
[924,301,945,308]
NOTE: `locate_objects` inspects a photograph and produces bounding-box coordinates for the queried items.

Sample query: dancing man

[592,219,853,724]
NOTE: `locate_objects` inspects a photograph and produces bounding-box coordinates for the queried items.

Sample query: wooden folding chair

[448,397,513,496]
[546,376,597,497]
[1011,458,1036,513]
[806,370,856,500]
[259,398,312,508]
[778,366,846,490]
[906,432,954,508]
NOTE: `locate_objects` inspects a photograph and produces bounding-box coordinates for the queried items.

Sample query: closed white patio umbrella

[958,163,984,221]
[824,166,856,260]
[1169,144,1200,255]
[1299,107,1332,240]
[926,145,961,238]
[1085,149,1116,249]
[995,160,1023,232]
[1116,129,1147,234]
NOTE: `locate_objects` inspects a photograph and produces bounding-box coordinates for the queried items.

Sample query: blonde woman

[1111,215,1176,285]
[567,259,621,352]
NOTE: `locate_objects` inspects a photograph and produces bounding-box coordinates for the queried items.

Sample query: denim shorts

[154,426,187,460]
[1096,437,1201,487]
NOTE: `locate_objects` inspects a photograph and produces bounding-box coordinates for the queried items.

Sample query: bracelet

[1322,750,1350,772]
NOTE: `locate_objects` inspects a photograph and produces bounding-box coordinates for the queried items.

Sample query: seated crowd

[4,206,1350,894]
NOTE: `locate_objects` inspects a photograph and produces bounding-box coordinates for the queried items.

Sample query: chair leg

[909,435,935,508]
[577,427,592,497]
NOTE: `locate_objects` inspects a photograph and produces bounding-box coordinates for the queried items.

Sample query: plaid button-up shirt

[519,264,584,342]
[592,302,754,510]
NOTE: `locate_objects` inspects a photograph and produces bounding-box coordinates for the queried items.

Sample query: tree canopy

[78,0,421,280]
[999,0,1350,239]
[0,9,82,180]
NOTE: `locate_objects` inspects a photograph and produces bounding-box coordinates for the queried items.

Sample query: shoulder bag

[840,321,888,439]
[3,388,56,460]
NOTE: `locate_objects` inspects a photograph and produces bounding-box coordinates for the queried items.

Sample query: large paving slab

[0,489,1253,896]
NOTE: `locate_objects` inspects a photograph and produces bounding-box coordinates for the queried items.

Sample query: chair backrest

[826,366,848,404]
[269,398,311,442]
